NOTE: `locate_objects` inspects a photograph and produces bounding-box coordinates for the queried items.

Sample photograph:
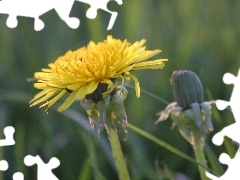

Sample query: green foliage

[0,1,239,179]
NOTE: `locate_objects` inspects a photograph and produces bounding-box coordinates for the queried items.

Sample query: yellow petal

[132,59,168,70]
[101,79,116,97]
[34,83,49,89]
[58,90,78,112]
[75,81,98,100]
[30,89,54,104]
[30,90,58,106]
[107,35,113,42]
[136,50,162,62]
[132,39,146,49]
[34,72,50,79]
[46,89,67,110]
[76,85,89,99]
[41,68,52,72]
[124,73,140,98]
[87,81,98,94]
[67,83,81,90]
[116,63,134,75]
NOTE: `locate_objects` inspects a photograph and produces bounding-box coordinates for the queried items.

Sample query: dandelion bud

[171,70,204,109]
[157,70,214,147]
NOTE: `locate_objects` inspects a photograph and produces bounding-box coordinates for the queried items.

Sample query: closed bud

[171,70,204,109]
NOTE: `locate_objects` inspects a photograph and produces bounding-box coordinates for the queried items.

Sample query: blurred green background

[0,0,239,179]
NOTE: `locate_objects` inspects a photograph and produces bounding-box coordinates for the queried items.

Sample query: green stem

[107,127,130,180]
[192,130,209,180]
[128,123,212,172]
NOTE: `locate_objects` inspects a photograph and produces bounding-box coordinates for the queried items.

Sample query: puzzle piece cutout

[206,149,240,180]
[0,160,8,171]
[76,0,123,30]
[0,155,60,180]
[12,172,24,180]
[0,126,60,179]
[0,126,13,177]
[24,155,60,180]
[213,69,240,146]
[0,126,15,146]
[0,0,79,31]
[0,154,60,180]
[0,161,24,180]
[0,0,122,31]
[205,69,240,179]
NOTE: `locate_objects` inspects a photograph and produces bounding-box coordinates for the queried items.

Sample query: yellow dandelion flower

[30,35,167,112]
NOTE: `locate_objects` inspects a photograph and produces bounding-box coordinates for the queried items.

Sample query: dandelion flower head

[30,35,167,112]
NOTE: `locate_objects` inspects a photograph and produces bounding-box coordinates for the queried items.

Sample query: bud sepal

[81,85,128,135]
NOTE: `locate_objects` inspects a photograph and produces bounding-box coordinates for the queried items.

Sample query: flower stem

[107,127,130,180]
[192,129,209,180]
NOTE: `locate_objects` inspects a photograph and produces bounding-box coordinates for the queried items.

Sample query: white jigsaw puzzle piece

[0,0,122,31]
[13,172,24,180]
[206,149,240,180]
[206,69,240,179]
[76,0,123,30]
[0,126,15,146]
[213,69,240,146]
[0,0,80,31]
[24,155,60,180]
[0,160,8,171]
